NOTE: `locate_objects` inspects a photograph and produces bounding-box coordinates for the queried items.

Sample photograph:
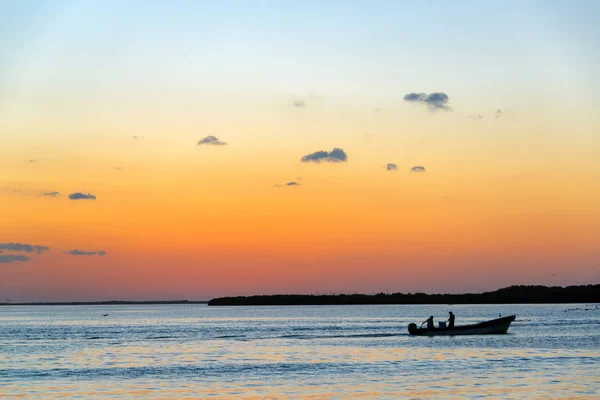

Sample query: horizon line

[3,283,598,305]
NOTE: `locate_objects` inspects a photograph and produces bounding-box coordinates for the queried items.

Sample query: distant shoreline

[0,300,208,306]
[2,285,598,306]
[208,285,600,306]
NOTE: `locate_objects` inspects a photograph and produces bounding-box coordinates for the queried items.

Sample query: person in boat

[448,311,455,328]
[421,315,435,329]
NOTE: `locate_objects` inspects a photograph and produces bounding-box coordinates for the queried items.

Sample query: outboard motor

[408,323,418,334]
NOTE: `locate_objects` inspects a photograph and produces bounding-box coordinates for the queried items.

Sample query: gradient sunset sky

[1,1,599,301]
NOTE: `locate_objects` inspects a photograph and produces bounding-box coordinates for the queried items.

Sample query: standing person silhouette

[448,311,455,328]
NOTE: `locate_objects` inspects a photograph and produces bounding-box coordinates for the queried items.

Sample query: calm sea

[1,304,598,399]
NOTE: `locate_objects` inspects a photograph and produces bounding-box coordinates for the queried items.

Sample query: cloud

[114,167,124,171]
[42,191,60,197]
[65,249,106,256]
[28,160,36,163]
[197,136,227,146]
[274,180,302,187]
[68,192,96,200]
[410,166,427,173]
[302,150,328,162]
[469,114,483,120]
[404,92,451,111]
[292,100,305,108]
[0,243,49,254]
[495,109,503,118]
[386,163,398,171]
[0,255,30,263]
[301,147,348,163]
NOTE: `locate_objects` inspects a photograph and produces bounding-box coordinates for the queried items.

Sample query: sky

[1,1,599,301]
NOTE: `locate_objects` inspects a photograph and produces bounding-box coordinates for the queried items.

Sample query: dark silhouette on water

[102,314,109,317]
[448,311,455,328]
[409,315,516,336]
[208,285,600,306]
[421,315,435,329]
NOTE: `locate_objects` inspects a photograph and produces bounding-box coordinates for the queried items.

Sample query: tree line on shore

[207,285,600,306]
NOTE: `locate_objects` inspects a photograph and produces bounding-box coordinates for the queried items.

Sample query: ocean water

[1,304,599,399]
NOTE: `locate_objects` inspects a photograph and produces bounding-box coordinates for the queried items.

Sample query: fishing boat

[408,315,516,336]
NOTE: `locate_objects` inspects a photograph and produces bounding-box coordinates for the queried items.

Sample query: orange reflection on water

[3,332,599,399]
[5,378,599,400]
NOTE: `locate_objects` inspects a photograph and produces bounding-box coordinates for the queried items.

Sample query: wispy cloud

[65,249,106,256]
[386,163,398,171]
[28,160,36,163]
[0,187,43,197]
[469,114,483,120]
[197,136,227,146]
[68,193,96,200]
[114,167,124,171]
[404,92,451,111]
[495,109,503,118]
[42,191,60,197]
[1,186,21,195]
[0,255,30,263]
[274,180,302,188]
[410,166,427,173]
[292,100,305,108]
[301,148,348,163]
[0,243,49,254]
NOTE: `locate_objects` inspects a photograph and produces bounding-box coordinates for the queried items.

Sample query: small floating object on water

[102,314,109,317]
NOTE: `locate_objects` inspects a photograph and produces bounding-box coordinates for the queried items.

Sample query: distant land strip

[0,300,208,306]
[207,285,600,306]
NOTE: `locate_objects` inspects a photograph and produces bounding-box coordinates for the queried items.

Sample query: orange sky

[2,108,598,300]
[1,2,599,301]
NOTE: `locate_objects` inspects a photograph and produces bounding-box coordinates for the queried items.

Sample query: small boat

[408,315,516,336]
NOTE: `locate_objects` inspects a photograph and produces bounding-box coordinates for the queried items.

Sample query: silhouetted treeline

[0,300,208,306]
[208,285,600,306]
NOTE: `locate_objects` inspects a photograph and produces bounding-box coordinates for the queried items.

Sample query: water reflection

[1,304,599,399]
